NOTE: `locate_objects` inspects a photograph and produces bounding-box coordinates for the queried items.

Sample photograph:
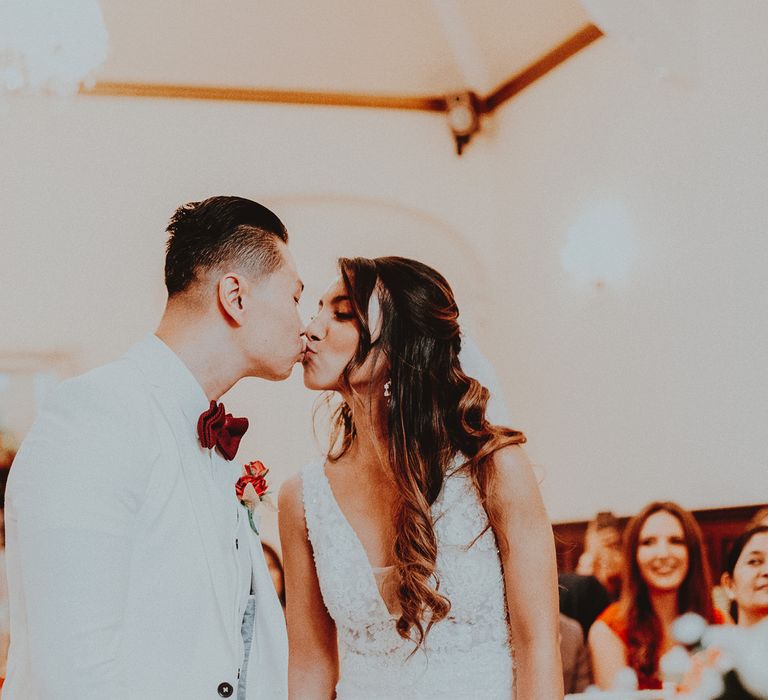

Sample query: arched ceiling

[96,0,593,98]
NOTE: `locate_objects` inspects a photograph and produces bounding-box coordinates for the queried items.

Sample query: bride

[279,256,563,698]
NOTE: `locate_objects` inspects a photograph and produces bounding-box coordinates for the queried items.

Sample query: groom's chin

[274,365,296,381]
[259,363,296,382]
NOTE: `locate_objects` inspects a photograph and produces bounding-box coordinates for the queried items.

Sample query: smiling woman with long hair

[279,256,562,699]
[588,501,724,690]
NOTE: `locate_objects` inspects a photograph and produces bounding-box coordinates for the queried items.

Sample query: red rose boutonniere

[235,460,273,534]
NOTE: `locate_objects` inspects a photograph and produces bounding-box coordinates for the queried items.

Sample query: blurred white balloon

[697,667,726,700]
[702,619,768,698]
[611,666,639,692]
[660,644,693,684]
[735,620,768,698]
[673,612,708,646]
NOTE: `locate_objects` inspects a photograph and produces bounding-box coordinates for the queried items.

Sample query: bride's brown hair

[327,256,525,648]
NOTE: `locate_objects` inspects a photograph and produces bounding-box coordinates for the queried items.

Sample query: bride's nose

[305,315,325,342]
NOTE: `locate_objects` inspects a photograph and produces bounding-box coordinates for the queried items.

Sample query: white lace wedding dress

[302,459,515,699]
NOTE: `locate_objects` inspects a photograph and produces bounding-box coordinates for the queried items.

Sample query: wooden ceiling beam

[81,82,447,112]
[81,23,603,116]
[480,23,604,114]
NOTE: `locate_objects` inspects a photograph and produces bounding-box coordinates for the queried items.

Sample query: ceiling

[96,0,593,99]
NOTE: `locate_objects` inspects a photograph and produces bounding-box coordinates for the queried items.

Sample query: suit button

[217,681,234,697]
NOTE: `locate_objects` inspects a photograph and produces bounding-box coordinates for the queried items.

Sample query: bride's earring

[383,380,392,397]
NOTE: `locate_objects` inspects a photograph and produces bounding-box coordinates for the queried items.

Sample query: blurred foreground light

[0,0,108,103]
[703,618,768,698]
[673,612,708,646]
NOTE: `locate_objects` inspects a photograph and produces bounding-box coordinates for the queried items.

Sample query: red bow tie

[197,400,249,461]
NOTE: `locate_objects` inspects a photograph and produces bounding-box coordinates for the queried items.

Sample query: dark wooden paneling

[554,504,767,577]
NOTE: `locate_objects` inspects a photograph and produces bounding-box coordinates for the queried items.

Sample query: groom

[3,196,305,699]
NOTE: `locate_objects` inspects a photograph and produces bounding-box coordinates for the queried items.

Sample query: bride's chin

[303,373,339,392]
[302,369,322,391]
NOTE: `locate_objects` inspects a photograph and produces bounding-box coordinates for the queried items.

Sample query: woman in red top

[588,501,723,690]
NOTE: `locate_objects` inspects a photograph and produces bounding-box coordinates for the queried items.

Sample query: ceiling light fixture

[444,91,481,155]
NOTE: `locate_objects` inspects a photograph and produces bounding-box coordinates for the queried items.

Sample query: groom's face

[243,243,305,380]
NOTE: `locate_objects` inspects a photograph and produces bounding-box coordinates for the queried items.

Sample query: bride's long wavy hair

[326,256,525,648]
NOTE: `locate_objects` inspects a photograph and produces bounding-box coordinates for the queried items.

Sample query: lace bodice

[302,459,515,699]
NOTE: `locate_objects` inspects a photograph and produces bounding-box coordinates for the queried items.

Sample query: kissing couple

[4,196,563,699]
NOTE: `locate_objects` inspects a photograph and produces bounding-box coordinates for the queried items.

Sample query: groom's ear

[217,273,247,326]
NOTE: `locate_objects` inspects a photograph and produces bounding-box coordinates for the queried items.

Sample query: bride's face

[302,278,385,392]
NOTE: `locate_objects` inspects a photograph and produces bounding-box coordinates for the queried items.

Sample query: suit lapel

[154,391,234,643]
[123,336,236,653]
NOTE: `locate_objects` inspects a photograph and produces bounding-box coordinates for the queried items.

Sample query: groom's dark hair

[164,195,289,296]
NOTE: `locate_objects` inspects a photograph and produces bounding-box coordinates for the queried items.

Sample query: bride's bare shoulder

[278,473,305,527]
[488,444,543,511]
[491,443,532,473]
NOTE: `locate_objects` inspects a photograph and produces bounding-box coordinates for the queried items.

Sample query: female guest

[279,257,562,698]
[588,501,723,690]
[722,525,768,626]
[678,525,768,696]
[576,511,623,600]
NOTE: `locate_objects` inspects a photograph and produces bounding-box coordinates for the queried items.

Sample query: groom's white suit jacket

[3,335,288,699]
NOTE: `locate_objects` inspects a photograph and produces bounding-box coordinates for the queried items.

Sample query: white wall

[485,8,768,519]
[2,10,768,546]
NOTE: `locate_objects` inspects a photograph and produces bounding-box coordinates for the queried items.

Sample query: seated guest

[577,511,624,600]
[560,613,591,694]
[679,525,768,697]
[721,525,768,626]
[588,501,724,690]
[714,512,768,620]
[558,572,611,637]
